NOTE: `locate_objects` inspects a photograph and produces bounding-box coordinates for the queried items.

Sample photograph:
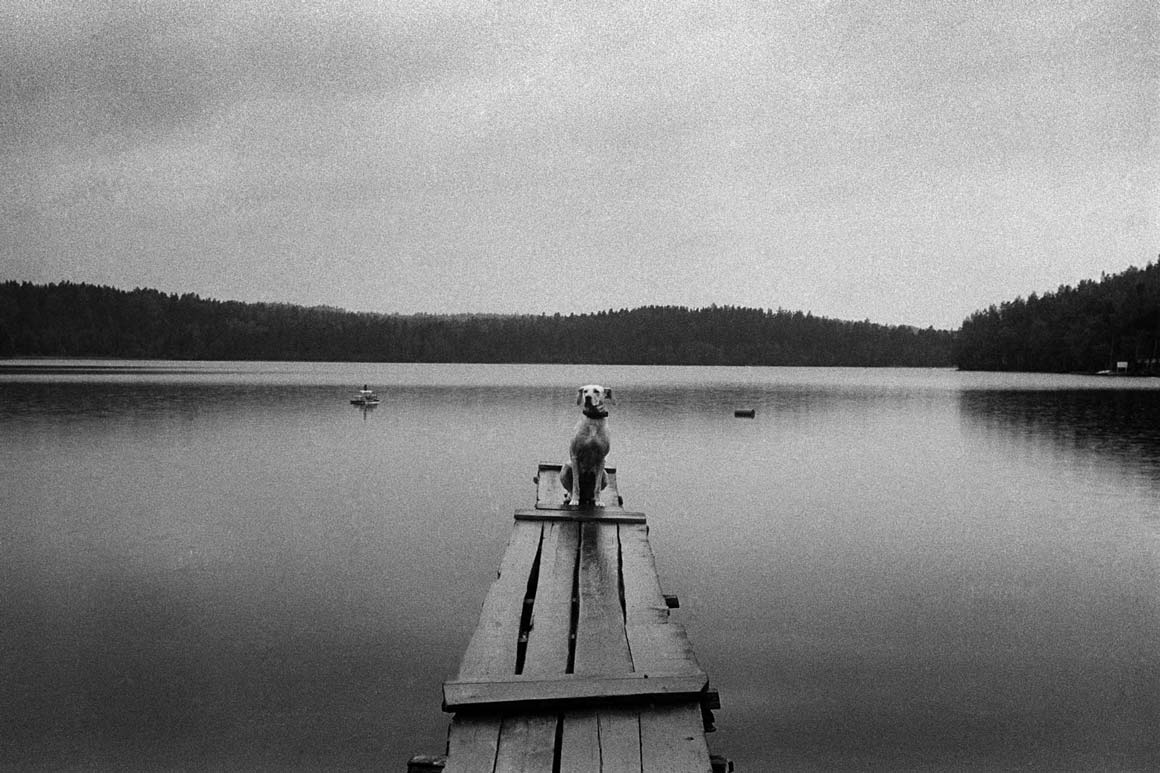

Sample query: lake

[2,361,1158,771]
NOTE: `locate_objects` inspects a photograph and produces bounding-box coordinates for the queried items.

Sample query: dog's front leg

[567,455,581,506]
[591,461,605,507]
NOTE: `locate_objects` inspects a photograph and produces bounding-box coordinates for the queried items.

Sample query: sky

[1,1,1156,329]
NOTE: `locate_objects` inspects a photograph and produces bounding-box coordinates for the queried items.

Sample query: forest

[6,260,1158,371]
[953,260,1160,374]
[0,281,953,367]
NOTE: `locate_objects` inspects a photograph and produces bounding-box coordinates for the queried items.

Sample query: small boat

[350,386,381,406]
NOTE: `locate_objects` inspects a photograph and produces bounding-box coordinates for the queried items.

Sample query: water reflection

[353,401,378,420]
[1,380,488,769]
[2,365,1159,770]
[960,389,1160,487]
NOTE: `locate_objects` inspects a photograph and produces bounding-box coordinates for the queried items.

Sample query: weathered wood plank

[619,524,669,623]
[457,521,543,679]
[522,521,579,676]
[442,674,709,711]
[598,710,642,771]
[574,521,633,676]
[535,463,621,511]
[535,463,568,509]
[639,703,713,773]
[619,523,704,677]
[443,715,501,773]
[494,714,558,773]
[514,508,646,524]
[557,711,601,773]
[624,623,704,677]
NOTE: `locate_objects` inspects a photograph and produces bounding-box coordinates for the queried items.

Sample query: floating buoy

[734,408,756,418]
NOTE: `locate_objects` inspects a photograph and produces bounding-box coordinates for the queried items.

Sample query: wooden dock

[413,464,727,773]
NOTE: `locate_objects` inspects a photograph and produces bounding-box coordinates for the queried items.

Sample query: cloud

[1,0,1156,327]
[0,1,498,149]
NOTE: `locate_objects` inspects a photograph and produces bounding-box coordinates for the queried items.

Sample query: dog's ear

[576,388,583,405]
[605,388,615,404]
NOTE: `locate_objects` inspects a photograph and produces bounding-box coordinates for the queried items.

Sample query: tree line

[0,281,954,366]
[953,260,1160,374]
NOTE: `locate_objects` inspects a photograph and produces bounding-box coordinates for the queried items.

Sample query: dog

[561,384,613,508]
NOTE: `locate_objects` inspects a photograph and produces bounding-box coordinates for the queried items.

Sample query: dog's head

[576,384,613,413]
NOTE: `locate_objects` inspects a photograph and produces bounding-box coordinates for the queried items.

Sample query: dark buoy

[734,408,756,418]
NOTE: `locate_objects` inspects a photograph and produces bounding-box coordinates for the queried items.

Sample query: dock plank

[535,463,621,511]
[443,674,708,711]
[619,523,705,677]
[598,710,643,771]
[619,524,669,623]
[443,715,501,773]
[624,622,703,676]
[557,711,601,773]
[639,704,712,773]
[573,522,632,676]
[534,463,566,509]
[494,714,558,773]
[522,521,579,676]
[458,521,543,679]
[514,508,646,525]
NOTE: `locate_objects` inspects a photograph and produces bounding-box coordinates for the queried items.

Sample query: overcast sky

[1,1,1155,329]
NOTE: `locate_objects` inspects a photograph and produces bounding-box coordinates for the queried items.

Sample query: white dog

[561,384,613,508]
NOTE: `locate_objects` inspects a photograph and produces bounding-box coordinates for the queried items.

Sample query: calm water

[2,361,1158,771]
